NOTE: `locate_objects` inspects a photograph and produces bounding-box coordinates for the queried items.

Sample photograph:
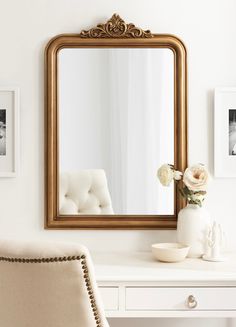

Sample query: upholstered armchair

[0,239,109,327]
[60,170,114,215]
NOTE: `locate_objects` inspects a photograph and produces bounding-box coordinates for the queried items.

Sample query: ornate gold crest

[80,14,153,38]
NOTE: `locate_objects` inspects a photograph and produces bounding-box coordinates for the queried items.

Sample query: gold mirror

[45,14,187,229]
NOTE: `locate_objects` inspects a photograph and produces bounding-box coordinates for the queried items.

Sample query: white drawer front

[99,287,119,311]
[126,287,236,311]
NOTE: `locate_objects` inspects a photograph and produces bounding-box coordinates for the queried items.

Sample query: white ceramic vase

[177,204,211,258]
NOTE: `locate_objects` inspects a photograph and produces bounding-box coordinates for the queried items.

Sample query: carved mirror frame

[45,14,188,229]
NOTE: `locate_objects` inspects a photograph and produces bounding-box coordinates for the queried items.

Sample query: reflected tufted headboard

[59,170,114,215]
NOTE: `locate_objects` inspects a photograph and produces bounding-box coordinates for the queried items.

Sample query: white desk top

[92,252,236,284]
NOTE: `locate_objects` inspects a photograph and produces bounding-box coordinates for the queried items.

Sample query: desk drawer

[99,287,119,311]
[126,287,236,311]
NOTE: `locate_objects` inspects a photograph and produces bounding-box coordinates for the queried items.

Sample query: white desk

[93,252,236,318]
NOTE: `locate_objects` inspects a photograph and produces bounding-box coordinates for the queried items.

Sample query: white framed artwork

[0,87,19,177]
[214,87,236,177]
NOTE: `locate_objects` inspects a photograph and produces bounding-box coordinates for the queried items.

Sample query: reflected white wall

[59,48,174,214]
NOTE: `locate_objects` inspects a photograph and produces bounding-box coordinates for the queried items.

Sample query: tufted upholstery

[0,239,109,327]
[59,170,114,215]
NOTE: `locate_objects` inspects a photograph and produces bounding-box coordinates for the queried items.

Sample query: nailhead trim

[0,254,102,327]
[80,255,101,327]
[0,255,81,263]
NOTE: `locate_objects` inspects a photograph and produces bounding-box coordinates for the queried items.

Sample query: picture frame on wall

[0,87,19,177]
[214,87,236,177]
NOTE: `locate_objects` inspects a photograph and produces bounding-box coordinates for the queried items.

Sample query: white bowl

[151,243,190,263]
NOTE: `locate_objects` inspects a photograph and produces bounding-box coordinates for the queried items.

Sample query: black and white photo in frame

[0,109,6,156]
[229,109,236,156]
[0,87,19,177]
[215,87,236,177]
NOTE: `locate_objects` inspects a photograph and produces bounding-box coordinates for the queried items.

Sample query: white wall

[0,1,236,326]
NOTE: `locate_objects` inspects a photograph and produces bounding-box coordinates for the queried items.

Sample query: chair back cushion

[0,240,109,327]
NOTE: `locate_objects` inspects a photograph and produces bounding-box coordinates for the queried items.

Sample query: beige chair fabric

[60,170,114,215]
[0,239,109,327]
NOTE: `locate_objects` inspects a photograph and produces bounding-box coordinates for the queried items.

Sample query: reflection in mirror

[58,48,174,215]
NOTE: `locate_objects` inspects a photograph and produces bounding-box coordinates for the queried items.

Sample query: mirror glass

[58,48,174,215]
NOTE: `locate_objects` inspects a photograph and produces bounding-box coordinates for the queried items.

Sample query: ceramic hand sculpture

[203,221,226,262]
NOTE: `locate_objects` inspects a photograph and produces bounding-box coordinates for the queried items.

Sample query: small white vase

[177,204,211,258]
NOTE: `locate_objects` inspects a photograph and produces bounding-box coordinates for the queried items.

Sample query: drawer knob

[187,295,198,309]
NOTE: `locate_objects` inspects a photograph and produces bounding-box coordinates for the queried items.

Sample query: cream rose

[157,164,174,186]
[183,164,209,192]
